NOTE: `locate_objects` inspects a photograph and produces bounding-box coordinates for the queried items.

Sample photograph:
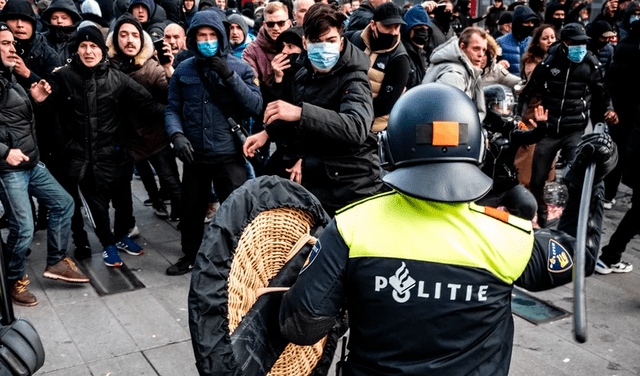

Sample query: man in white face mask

[244,3,384,217]
[516,22,618,228]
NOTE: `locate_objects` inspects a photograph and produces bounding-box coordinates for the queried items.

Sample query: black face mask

[515,25,535,40]
[549,17,564,31]
[591,39,608,50]
[433,8,452,31]
[411,28,430,46]
[284,53,300,74]
[371,30,398,51]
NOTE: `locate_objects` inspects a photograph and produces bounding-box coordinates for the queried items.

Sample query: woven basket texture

[228,207,326,376]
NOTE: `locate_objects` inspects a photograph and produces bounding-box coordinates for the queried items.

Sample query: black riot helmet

[483,84,516,133]
[379,83,492,202]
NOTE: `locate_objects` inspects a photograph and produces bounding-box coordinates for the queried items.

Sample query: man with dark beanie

[34,24,166,268]
[0,22,89,307]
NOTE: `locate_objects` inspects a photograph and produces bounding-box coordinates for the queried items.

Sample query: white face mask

[306,41,341,71]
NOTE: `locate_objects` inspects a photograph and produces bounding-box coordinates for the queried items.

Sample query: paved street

[9,178,640,376]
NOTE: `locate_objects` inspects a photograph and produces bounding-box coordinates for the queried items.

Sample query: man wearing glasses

[242,1,292,87]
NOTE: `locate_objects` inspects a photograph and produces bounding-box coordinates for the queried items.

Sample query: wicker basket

[228,207,326,376]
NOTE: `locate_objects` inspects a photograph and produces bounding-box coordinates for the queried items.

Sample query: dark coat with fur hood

[107,22,171,162]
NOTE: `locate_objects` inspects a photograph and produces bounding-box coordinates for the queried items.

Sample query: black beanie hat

[72,23,107,56]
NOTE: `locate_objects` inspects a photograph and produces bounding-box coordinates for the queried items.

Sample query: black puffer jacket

[517,43,613,137]
[264,40,383,216]
[50,55,165,189]
[0,69,39,172]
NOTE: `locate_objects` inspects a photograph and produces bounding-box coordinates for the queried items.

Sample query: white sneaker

[595,258,633,275]
[603,199,616,210]
[128,225,140,239]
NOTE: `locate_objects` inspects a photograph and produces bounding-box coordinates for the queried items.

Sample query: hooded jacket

[264,40,383,215]
[0,67,40,172]
[165,9,263,158]
[0,0,62,87]
[486,3,507,35]
[423,37,486,121]
[496,6,538,75]
[241,22,278,86]
[617,1,639,40]
[128,0,170,39]
[50,51,165,188]
[401,4,431,89]
[42,0,83,63]
[108,16,171,162]
[516,43,613,137]
[351,24,409,132]
[228,13,253,58]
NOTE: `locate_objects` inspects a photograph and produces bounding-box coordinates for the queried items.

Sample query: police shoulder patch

[300,240,321,274]
[548,239,573,273]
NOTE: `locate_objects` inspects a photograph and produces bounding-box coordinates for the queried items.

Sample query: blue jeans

[0,162,74,282]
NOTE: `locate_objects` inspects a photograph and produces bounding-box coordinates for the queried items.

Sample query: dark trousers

[603,101,635,201]
[530,131,582,218]
[600,187,640,265]
[135,147,182,213]
[38,154,89,246]
[180,154,246,261]
[79,172,134,247]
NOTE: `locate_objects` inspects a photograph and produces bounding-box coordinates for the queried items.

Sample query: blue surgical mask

[197,40,218,57]
[306,41,341,71]
[567,44,587,63]
[630,14,640,23]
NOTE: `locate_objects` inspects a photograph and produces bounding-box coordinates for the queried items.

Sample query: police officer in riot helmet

[476,84,546,220]
[279,83,617,375]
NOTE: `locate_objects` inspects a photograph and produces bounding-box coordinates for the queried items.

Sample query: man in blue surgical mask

[516,22,618,228]
[164,9,263,275]
[244,3,385,217]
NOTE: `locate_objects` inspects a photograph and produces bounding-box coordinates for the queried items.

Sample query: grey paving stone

[118,244,181,288]
[103,289,190,350]
[55,299,139,362]
[87,352,158,376]
[38,364,92,376]
[146,283,191,332]
[514,323,637,375]
[143,340,199,376]
[12,304,84,374]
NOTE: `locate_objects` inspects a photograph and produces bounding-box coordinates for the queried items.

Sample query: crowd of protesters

[0,0,638,307]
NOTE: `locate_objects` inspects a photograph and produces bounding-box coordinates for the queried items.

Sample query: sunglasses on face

[265,20,288,28]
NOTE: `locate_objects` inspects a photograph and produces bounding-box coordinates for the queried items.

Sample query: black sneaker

[153,201,169,218]
[74,242,92,260]
[144,198,153,206]
[169,212,180,222]
[166,257,194,275]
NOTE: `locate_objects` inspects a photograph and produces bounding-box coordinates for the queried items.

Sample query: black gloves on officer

[206,56,233,80]
[172,133,194,164]
[564,131,618,186]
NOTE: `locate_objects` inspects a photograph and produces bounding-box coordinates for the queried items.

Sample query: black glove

[205,56,233,80]
[172,133,194,164]
[564,132,618,186]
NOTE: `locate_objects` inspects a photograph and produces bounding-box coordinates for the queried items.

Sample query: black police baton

[573,122,606,343]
